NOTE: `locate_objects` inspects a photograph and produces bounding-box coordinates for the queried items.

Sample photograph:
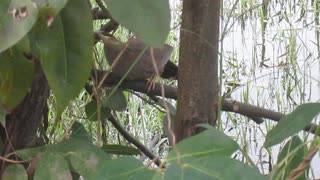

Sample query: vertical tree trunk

[0,59,49,171]
[175,0,220,142]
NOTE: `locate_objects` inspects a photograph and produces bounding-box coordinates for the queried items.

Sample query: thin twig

[288,147,318,180]
[0,155,26,164]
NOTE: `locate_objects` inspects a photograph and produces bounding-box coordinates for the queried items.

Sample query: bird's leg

[147,75,157,92]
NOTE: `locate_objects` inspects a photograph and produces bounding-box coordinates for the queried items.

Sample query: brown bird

[99,35,175,81]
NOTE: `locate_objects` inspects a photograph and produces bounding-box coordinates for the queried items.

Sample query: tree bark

[0,59,50,171]
[175,0,220,142]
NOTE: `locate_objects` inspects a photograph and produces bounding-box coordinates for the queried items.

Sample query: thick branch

[91,69,320,136]
[92,69,261,123]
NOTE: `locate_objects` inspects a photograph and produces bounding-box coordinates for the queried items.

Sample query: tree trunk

[0,59,50,171]
[175,0,220,142]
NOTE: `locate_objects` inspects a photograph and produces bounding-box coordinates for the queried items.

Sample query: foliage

[105,0,171,47]
[12,123,266,180]
[0,0,92,120]
[270,136,305,180]
[0,0,38,53]
[7,102,320,180]
[0,37,34,113]
[264,103,320,148]
[2,164,27,180]
[85,100,111,122]
[30,0,93,117]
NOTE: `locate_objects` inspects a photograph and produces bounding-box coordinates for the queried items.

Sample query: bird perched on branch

[98,35,177,81]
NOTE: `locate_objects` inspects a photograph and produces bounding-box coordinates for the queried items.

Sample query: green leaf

[165,156,266,180]
[14,139,110,179]
[0,96,6,126]
[264,103,320,148]
[271,136,305,180]
[34,153,72,180]
[97,157,159,179]
[30,0,93,116]
[85,101,111,121]
[0,0,68,52]
[2,164,27,180]
[0,0,11,29]
[0,38,35,111]
[32,0,68,16]
[68,147,111,179]
[101,144,140,155]
[14,146,46,160]
[196,123,215,130]
[103,88,127,111]
[106,0,171,47]
[0,0,38,52]
[15,123,108,161]
[168,128,239,161]
[70,121,92,142]
[0,1,10,12]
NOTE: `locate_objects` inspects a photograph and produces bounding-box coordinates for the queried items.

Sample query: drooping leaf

[271,136,305,180]
[2,164,27,180]
[106,0,171,47]
[103,88,127,111]
[0,0,38,52]
[165,156,266,180]
[264,103,320,148]
[34,153,72,180]
[30,0,93,117]
[0,37,34,111]
[101,144,140,155]
[167,128,239,161]
[85,100,111,121]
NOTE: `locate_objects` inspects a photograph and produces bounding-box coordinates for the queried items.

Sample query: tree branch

[91,69,320,135]
[91,8,110,20]
[108,114,163,167]
[94,1,115,21]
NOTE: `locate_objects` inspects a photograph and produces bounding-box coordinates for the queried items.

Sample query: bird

[99,35,176,81]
